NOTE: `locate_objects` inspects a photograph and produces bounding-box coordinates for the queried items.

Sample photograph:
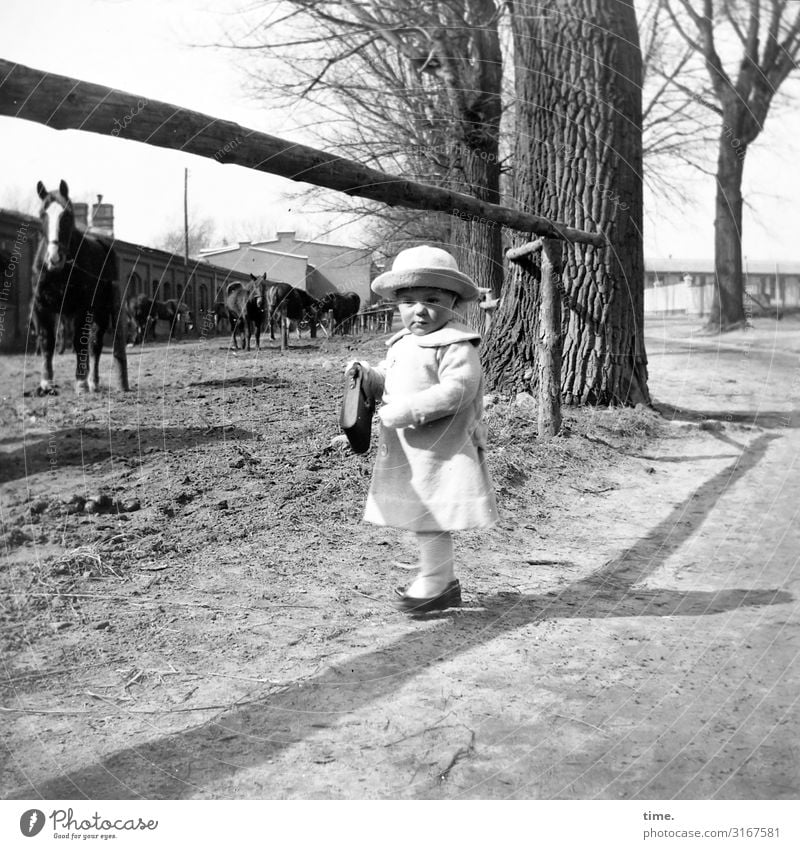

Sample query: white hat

[371,245,480,302]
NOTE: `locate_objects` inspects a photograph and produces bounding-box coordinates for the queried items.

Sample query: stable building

[0,201,252,352]
[198,230,376,306]
[644,257,800,315]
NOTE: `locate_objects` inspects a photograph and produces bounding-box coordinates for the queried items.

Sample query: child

[352,245,498,613]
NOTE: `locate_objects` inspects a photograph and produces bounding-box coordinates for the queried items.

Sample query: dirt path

[1,317,798,799]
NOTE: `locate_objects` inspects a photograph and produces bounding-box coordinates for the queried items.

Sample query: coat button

[380,443,388,457]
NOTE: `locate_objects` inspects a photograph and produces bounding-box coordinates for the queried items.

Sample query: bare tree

[230,0,505,300]
[639,0,720,199]
[655,0,800,331]
[153,217,219,257]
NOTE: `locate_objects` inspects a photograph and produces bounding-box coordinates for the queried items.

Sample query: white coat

[361,321,498,532]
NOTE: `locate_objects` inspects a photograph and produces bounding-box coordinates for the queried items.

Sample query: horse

[225,275,270,350]
[127,293,155,344]
[127,295,194,344]
[317,291,361,335]
[31,180,129,395]
[265,282,321,350]
[159,298,194,339]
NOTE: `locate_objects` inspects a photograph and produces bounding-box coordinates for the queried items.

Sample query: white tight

[405,531,455,597]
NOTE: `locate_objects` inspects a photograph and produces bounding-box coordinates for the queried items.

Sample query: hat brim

[371,267,480,302]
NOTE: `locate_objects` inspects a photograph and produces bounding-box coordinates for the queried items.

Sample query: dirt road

[1,317,798,799]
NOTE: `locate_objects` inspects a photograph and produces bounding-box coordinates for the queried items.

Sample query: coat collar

[387,321,481,349]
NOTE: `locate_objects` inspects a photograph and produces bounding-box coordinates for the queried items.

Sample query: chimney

[276,230,295,242]
[73,202,89,230]
[90,194,114,236]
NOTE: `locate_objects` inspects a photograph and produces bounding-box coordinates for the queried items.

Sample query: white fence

[644,283,715,316]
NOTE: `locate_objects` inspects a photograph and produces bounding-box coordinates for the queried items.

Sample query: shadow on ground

[0,426,255,485]
[8,434,792,799]
[653,403,799,430]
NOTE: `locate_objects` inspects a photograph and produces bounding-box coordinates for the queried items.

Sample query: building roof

[255,234,372,256]
[0,208,40,227]
[646,257,800,274]
[198,243,308,261]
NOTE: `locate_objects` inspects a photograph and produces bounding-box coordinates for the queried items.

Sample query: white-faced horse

[31,180,129,394]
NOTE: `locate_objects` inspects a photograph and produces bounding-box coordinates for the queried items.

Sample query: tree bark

[484,0,649,406]
[706,116,747,330]
[436,0,505,328]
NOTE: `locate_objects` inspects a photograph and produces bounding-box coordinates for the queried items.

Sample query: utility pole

[182,167,189,304]
[184,167,189,266]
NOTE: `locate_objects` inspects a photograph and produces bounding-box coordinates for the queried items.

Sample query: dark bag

[339,364,375,454]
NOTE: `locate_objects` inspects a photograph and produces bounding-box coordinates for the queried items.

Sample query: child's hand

[344,360,369,375]
[378,401,414,429]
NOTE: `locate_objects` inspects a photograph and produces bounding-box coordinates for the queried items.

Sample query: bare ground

[1,316,798,800]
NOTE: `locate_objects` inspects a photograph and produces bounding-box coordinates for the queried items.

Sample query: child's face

[396,287,458,336]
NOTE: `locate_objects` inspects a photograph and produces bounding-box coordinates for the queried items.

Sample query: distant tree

[232,0,506,303]
[153,217,218,257]
[656,0,800,331]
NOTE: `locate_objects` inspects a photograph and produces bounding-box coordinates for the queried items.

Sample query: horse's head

[249,273,268,309]
[37,179,74,272]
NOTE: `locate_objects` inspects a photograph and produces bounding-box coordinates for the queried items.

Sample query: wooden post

[505,238,563,440]
[538,239,563,439]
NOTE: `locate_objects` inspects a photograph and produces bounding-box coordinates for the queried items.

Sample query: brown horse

[317,291,361,335]
[226,275,271,350]
[31,180,128,394]
[265,282,321,350]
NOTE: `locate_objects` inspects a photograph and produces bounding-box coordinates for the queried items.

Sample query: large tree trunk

[706,118,747,331]
[448,0,505,329]
[484,0,649,406]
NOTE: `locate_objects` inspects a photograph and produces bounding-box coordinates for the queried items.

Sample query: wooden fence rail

[0,58,609,437]
[0,59,604,247]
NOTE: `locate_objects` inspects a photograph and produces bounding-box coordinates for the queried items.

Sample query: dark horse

[225,275,270,351]
[31,180,129,394]
[317,291,361,335]
[127,294,194,344]
[265,282,321,350]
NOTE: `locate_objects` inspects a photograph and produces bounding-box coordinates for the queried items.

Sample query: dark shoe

[394,580,462,613]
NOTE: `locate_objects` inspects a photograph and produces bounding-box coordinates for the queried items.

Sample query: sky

[1,0,799,261]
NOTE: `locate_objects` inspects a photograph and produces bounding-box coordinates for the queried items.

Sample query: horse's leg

[229,317,240,350]
[73,310,91,393]
[56,315,66,354]
[110,285,130,391]
[281,309,288,352]
[35,310,58,395]
[87,312,104,392]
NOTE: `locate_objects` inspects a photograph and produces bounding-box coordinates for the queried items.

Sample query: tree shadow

[653,402,798,430]
[0,426,255,485]
[8,434,791,799]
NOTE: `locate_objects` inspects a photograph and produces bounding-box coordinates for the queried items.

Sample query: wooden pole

[0,59,605,247]
[538,239,563,439]
[505,239,563,439]
[183,167,189,270]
